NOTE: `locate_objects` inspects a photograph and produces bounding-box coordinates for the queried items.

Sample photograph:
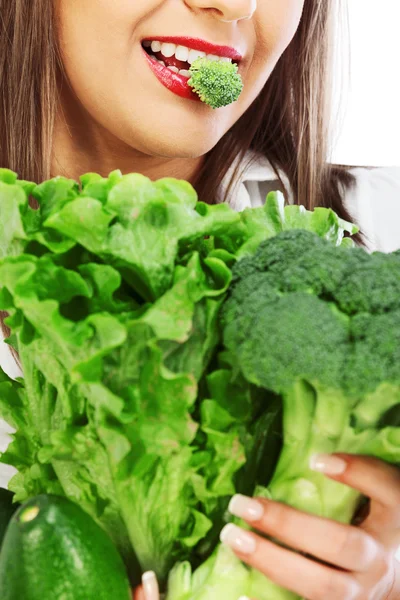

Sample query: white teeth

[155,58,166,66]
[164,65,191,78]
[145,40,236,64]
[151,40,162,53]
[160,42,176,58]
[175,45,190,62]
[187,49,206,65]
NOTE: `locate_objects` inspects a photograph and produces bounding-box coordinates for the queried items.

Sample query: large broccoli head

[222,229,400,398]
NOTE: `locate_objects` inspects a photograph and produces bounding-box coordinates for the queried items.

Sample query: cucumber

[0,488,19,550]
[0,494,132,600]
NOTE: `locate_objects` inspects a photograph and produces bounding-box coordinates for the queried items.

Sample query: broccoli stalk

[188,58,243,109]
[267,380,400,524]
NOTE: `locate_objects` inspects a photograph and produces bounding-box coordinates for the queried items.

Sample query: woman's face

[56,0,305,162]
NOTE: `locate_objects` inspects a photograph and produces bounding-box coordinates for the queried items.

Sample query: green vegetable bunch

[166,231,400,600]
[188,57,243,109]
[0,166,398,600]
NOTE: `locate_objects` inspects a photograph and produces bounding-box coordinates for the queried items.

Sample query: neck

[50,82,204,185]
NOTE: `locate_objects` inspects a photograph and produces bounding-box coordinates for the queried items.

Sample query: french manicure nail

[228,494,264,522]
[142,571,159,600]
[220,523,256,555]
[238,597,251,600]
[309,453,347,475]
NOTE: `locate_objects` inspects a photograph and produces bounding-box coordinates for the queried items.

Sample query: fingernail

[309,453,347,475]
[238,597,251,600]
[142,571,159,600]
[228,494,264,522]
[220,523,256,555]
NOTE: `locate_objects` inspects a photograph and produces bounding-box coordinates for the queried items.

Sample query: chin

[135,131,220,161]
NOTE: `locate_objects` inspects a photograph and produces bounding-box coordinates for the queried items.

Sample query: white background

[330,0,400,166]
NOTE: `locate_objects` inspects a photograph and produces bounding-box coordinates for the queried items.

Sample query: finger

[142,572,160,600]
[220,523,361,600]
[310,453,400,513]
[310,453,400,542]
[133,586,145,600]
[228,494,382,572]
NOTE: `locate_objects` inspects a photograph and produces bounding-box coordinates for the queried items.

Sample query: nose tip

[219,13,253,23]
[187,0,257,23]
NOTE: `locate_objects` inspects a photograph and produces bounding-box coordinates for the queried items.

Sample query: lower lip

[142,47,201,102]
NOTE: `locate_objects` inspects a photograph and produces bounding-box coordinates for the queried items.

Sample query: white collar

[218,149,293,211]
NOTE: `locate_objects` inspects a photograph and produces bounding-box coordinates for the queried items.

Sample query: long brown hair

[0,0,359,362]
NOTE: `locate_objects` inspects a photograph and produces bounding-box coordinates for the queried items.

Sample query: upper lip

[141,36,243,62]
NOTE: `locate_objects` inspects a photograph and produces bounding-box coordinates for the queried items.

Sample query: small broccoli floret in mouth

[188,57,244,109]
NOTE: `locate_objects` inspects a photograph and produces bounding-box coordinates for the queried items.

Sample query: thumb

[142,571,160,600]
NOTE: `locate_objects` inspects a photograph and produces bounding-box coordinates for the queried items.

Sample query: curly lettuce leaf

[236,191,358,258]
[43,173,240,301]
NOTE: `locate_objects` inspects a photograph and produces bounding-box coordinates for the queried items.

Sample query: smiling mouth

[141,40,240,79]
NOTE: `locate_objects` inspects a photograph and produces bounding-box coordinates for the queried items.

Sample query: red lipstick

[142,48,201,102]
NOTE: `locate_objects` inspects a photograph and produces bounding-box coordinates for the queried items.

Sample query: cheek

[254,0,305,64]
[56,0,163,93]
[57,1,130,78]
[241,0,304,101]
[225,0,304,128]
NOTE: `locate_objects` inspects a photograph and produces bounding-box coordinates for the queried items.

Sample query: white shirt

[1,152,400,488]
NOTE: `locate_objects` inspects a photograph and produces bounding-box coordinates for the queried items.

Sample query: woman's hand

[220,453,400,599]
[133,571,160,600]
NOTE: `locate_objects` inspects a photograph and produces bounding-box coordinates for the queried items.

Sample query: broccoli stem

[266,380,400,524]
